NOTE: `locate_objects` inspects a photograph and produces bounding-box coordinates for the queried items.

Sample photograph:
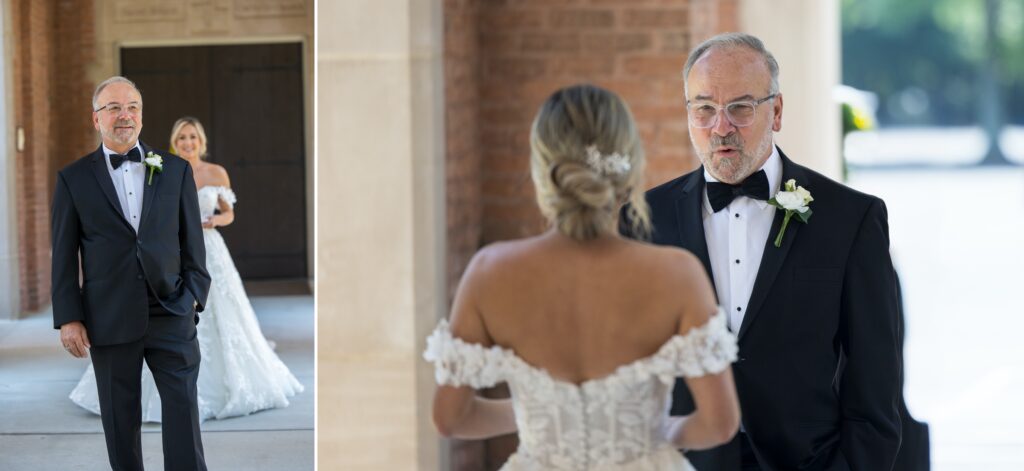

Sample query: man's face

[92,82,143,150]
[685,47,782,184]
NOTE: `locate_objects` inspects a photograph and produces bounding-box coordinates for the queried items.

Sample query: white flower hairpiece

[584,145,631,176]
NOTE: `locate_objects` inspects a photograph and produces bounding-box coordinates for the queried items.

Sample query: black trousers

[740,432,764,471]
[90,301,206,471]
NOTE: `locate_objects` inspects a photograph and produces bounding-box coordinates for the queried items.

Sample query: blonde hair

[169,116,209,159]
[530,84,651,241]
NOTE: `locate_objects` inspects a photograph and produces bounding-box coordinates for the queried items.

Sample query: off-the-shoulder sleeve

[214,186,237,209]
[651,308,738,379]
[423,319,509,388]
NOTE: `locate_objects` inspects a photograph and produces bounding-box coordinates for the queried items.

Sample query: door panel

[121,43,307,280]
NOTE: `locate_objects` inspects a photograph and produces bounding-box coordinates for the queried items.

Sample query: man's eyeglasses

[686,94,776,128]
[94,102,142,116]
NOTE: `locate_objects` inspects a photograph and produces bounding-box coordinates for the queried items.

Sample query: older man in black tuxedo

[643,33,904,470]
[52,76,210,471]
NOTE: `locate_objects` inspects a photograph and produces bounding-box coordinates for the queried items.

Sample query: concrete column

[317,0,446,469]
[0,1,20,320]
[739,0,842,180]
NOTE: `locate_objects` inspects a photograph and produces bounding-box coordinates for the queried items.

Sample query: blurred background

[840,0,1024,470]
[320,0,1023,469]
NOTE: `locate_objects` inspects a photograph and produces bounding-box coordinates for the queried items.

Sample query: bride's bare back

[448,231,718,386]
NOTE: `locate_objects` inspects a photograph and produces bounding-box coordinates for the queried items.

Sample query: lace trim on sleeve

[214,186,237,209]
[652,308,738,380]
[423,319,508,388]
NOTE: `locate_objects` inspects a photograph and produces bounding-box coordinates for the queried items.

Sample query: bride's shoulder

[466,238,534,272]
[201,162,230,180]
[629,241,702,271]
[195,163,231,189]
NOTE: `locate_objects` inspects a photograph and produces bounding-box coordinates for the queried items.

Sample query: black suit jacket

[644,148,902,470]
[51,143,211,346]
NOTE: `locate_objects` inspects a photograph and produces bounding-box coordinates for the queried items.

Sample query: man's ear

[771,93,783,132]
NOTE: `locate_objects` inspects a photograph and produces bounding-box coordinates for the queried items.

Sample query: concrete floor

[849,167,1024,470]
[0,295,314,471]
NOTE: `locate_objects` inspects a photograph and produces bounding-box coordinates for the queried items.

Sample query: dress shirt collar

[102,142,144,171]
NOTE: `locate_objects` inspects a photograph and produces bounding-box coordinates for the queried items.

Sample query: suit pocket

[794,267,842,283]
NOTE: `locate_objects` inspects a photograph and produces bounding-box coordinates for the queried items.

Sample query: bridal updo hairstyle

[530,84,651,241]
[169,116,210,159]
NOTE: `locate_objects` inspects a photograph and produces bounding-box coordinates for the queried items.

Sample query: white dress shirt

[102,143,146,232]
[703,145,782,332]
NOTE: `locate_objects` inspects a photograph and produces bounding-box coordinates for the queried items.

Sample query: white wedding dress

[70,185,304,422]
[424,308,737,470]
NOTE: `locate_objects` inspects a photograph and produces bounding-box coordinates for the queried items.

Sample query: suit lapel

[139,142,160,231]
[673,171,716,295]
[89,147,134,232]
[737,149,809,340]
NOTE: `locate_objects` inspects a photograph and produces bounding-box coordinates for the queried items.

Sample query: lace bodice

[424,309,737,470]
[197,185,236,221]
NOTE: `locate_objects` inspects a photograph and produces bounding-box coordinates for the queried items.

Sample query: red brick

[549,9,614,29]
[548,56,615,77]
[630,103,687,122]
[485,57,548,80]
[480,33,519,53]
[521,33,581,53]
[623,8,688,28]
[660,31,691,52]
[581,32,654,54]
[480,9,544,31]
[11,0,92,314]
[653,124,690,148]
[480,104,532,126]
[482,175,533,200]
[622,55,685,78]
[591,79,660,107]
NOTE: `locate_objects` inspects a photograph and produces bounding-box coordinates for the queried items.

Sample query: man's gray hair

[683,33,780,96]
[92,76,141,111]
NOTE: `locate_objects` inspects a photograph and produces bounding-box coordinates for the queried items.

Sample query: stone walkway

[0,295,314,470]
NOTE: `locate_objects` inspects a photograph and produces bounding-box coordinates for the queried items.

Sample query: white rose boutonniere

[767,179,813,247]
[144,152,163,186]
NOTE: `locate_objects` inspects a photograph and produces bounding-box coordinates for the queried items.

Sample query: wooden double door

[121,43,307,281]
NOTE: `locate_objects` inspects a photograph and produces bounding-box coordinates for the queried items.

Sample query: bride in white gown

[70,117,303,422]
[424,85,740,470]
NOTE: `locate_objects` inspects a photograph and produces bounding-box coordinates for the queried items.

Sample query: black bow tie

[706,170,770,212]
[109,147,142,169]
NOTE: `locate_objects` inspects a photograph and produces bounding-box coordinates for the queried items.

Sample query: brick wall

[53,0,98,172]
[11,0,54,314]
[9,0,96,314]
[476,0,713,247]
[443,0,490,468]
[445,0,483,305]
[442,0,738,468]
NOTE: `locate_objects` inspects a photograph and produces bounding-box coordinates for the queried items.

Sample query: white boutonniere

[768,179,813,247]
[144,152,163,186]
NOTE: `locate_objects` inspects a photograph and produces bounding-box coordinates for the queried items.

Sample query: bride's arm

[204,165,234,228]
[431,247,517,439]
[663,250,741,450]
[665,370,739,450]
[433,388,516,439]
